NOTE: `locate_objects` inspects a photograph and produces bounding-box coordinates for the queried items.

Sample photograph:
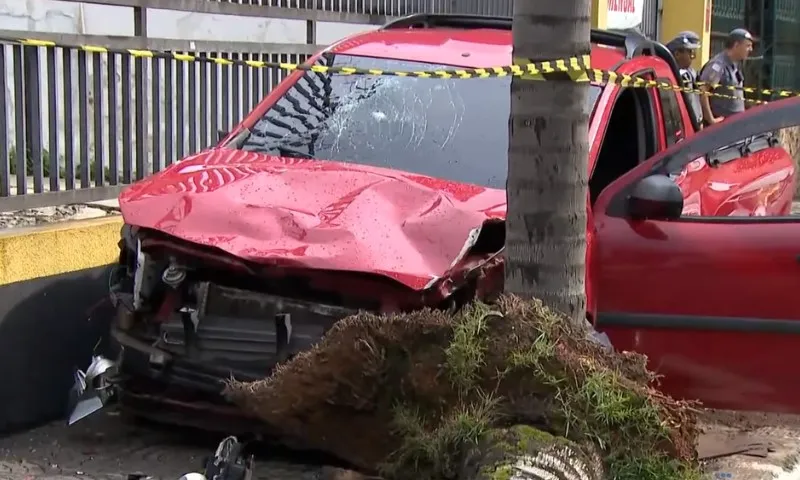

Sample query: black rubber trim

[381,14,515,31]
[672,215,800,223]
[597,312,800,334]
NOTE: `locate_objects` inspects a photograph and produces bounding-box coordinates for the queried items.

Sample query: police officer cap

[728,28,754,42]
[667,31,701,51]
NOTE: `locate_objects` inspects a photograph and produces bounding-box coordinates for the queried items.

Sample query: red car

[68,14,800,430]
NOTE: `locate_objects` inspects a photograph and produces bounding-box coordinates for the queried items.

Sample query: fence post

[757,0,775,99]
[0,47,8,198]
[134,6,149,180]
[23,47,43,193]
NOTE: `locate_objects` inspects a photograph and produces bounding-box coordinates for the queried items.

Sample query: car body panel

[323,29,625,71]
[119,149,505,291]
[585,56,681,319]
[593,97,800,412]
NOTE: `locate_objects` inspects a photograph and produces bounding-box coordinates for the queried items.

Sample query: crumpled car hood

[119,148,506,290]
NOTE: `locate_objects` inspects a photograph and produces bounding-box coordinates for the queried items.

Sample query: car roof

[326,28,626,72]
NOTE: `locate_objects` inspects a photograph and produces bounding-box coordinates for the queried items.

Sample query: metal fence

[641,0,660,40]
[0,40,315,207]
[1,0,638,212]
[710,0,800,100]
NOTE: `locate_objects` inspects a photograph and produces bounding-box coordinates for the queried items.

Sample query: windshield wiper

[224,127,252,149]
[269,145,314,159]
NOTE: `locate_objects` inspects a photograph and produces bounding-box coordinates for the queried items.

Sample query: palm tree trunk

[505,0,592,325]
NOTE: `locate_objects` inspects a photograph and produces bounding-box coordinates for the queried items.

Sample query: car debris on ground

[0,412,331,480]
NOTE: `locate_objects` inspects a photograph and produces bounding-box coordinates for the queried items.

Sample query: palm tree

[504,0,592,326]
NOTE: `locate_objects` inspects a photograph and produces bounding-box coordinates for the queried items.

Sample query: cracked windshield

[239,54,602,189]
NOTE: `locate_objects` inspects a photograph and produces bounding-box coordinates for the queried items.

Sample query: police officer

[698,28,754,125]
[666,31,702,125]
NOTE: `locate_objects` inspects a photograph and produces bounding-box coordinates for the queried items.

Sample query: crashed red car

[68,14,800,429]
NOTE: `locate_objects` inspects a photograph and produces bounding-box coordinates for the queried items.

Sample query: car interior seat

[590,89,648,205]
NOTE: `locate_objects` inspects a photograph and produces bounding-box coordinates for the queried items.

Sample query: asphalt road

[5,408,800,480]
[0,411,326,480]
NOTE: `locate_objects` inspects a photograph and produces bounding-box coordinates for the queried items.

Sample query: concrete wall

[0,217,122,432]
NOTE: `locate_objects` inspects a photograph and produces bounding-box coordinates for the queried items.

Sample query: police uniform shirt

[679,66,702,125]
[699,51,745,118]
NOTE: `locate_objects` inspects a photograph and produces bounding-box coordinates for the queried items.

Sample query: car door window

[590,76,659,204]
[672,131,794,217]
[656,81,685,146]
[598,98,800,220]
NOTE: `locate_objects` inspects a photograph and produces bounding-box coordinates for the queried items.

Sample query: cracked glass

[240,54,602,188]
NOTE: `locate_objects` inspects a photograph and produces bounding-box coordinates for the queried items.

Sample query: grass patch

[382,392,501,480]
[607,453,704,480]
[444,302,496,392]
[576,369,669,450]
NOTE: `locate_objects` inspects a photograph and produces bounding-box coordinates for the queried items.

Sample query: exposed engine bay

[68,222,505,429]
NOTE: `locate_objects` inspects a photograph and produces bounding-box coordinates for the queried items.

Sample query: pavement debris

[0,203,120,230]
[0,412,325,480]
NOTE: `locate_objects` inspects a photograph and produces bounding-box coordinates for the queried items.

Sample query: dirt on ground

[3,409,800,480]
[0,411,328,480]
[699,410,800,480]
[227,296,699,480]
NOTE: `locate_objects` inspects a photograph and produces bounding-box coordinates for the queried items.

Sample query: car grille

[157,282,358,374]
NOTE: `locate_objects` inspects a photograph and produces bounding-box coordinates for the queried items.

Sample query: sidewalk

[0,199,120,230]
[1,175,121,230]
[702,410,800,480]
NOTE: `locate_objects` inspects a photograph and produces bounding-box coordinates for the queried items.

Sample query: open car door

[592,96,800,413]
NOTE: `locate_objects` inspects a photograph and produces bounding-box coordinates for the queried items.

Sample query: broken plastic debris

[67,355,117,425]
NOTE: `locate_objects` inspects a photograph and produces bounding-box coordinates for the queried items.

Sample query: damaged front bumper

[68,277,358,430]
[71,222,493,429]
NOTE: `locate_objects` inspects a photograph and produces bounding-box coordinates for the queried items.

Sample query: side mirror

[627,174,684,220]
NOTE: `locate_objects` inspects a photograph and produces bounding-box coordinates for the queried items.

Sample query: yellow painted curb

[0,216,124,286]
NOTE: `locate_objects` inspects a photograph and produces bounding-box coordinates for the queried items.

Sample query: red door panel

[592,97,800,413]
[595,218,800,412]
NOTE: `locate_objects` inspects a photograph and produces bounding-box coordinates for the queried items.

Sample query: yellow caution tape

[9,37,591,79]
[695,81,797,98]
[0,36,788,105]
